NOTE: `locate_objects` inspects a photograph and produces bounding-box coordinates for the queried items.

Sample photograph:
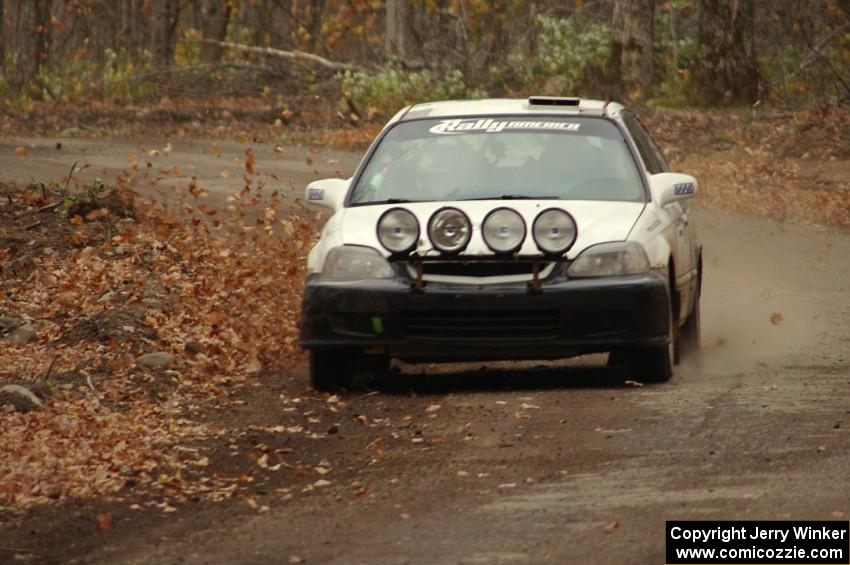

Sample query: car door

[622,111,695,320]
[636,117,696,278]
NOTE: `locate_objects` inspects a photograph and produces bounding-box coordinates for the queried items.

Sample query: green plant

[652,2,699,108]
[56,178,107,218]
[340,67,487,115]
[532,15,611,92]
[100,48,153,104]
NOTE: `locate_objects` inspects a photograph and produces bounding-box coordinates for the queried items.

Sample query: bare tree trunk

[692,0,759,104]
[199,0,231,63]
[0,0,5,66]
[152,0,180,66]
[607,0,655,100]
[385,0,423,67]
[14,0,50,94]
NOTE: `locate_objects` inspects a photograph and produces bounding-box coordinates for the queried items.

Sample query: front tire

[309,349,356,391]
[629,344,673,383]
[629,284,676,383]
[679,290,701,356]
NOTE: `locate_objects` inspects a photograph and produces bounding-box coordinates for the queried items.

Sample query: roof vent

[528,96,580,107]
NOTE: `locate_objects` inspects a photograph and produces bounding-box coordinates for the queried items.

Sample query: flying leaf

[245,148,255,175]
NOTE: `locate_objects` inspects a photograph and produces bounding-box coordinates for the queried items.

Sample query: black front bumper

[299,272,670,362]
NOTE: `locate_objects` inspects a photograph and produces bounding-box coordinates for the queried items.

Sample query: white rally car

[300,97,701,390]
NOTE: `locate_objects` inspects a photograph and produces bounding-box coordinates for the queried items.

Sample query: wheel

[360,355,391,380]
[309,349,357,392]
[607,351,629,367]
[629,290,675,383]
[679,289,701,356]
[629,342,673,383]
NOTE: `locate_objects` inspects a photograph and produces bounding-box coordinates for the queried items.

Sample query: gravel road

[3,137,850,564]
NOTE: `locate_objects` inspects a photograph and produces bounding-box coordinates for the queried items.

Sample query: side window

[622,111,662,174]
[634,116,670,172]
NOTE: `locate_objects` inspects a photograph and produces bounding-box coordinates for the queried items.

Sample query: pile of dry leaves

[0,155,314,510]
[644,104,850,228]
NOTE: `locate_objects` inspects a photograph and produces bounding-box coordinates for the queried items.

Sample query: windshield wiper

[365,198,418,205]
[460,194,560,201]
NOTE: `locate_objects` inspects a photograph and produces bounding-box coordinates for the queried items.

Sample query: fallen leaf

[96,512,112,531]
[770,312,784,325]
[604,520,620,534]
[14,146,28,156]
[366,438,384,459]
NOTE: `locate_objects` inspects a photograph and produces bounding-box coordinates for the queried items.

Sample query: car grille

[402,310,560,340]
[423,262,549,277]
[404,261,556,284]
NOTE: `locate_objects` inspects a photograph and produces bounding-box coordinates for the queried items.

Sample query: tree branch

[770,22,850,87]
[181,39,372,73]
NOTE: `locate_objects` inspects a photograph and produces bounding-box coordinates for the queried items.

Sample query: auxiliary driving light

[532,208,577,255]
[428,207,472,254]
[482,207,526,254]
[377,208,419,254]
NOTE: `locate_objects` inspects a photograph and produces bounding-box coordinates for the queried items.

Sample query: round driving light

[428,207,471,254]
[482,208,526,254]
[532,208,577,255]
[377,208,419,254]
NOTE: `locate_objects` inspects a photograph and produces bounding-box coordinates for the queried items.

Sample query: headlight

[482,208,526,254]
[377,207,419,255]
[567,242,650,278]
[428,207,471,254]
[532,208,577,255]
[321,246,394,281]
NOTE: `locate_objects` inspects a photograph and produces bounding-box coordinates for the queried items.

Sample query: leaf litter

[0,148,316,511]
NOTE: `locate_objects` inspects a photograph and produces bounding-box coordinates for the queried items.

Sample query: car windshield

[349,116,645,205]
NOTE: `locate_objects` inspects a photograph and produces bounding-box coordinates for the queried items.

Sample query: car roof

[399,97,625,122]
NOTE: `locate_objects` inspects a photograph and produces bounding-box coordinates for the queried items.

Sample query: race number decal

[674,182,695,196]
[308,188,325,201]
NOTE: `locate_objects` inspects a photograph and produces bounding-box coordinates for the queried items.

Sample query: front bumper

[299,272,670,362]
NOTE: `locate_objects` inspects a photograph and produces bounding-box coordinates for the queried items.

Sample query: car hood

[339,200,646,259]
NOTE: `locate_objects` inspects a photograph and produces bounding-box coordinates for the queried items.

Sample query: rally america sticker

[429,118,581,135]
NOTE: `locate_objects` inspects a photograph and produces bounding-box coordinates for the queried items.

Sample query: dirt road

[3,138,850,564]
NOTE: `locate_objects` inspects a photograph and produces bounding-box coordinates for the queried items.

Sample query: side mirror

[649,173,699,208]
[305,178,350,212]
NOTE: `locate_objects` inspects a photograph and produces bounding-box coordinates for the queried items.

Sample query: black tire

[360,355,391,380]
[629,343,673,383]
[607,351,629,367]
[629,285,675,383]
[679,290,701,356]
[309,349,357,392]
